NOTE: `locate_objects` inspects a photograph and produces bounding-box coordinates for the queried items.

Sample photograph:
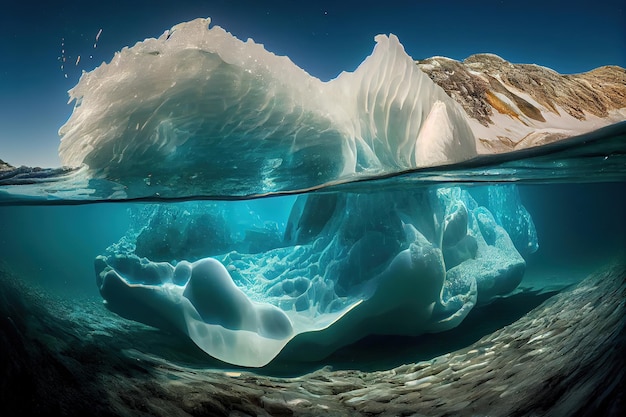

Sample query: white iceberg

[69,18,534,368]
[96,185,532,367]
[59,18,476,196]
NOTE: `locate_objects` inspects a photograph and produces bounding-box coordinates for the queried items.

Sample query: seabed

[1,260,624,416]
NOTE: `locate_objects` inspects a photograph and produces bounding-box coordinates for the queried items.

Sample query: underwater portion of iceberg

[58,18,475,196]
[95,185,534,367]
[52,17,538,367]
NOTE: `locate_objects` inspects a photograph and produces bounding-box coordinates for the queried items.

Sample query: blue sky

[1,0,624,167]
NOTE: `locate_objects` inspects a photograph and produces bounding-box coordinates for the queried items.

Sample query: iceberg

[96,186,534,367]
[56,17,536,367]
[59,18,476,197]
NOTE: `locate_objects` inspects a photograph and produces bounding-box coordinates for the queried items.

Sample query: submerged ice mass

[59,18,475,196]
[96,185,535,366]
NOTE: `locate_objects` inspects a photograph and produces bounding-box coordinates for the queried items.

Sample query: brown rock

[0,158,14,172]
[417,54,626,151]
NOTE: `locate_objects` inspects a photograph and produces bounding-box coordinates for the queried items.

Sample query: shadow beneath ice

[0,263,565,381]
[104,286,565,377]
[2,257,623,416]
[257,287,563,377]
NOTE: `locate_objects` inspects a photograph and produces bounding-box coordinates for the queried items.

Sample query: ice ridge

[58,18,476,194]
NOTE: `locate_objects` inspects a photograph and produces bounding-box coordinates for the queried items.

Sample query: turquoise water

[1,124,625,417]
[1,122,624,370]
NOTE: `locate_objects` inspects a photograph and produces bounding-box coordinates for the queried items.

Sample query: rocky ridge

[416,54,626,152]
[0,159,14,172]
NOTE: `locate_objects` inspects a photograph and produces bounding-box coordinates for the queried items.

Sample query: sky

[0,0,624,168]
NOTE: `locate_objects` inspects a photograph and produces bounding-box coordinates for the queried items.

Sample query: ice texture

[59,18,476,196]
[96,185,530,366]
[69,18,530,367]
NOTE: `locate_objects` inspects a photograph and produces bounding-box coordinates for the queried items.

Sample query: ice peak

[58,18,476,196]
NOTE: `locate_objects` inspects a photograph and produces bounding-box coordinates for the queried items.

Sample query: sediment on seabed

[1,260,624,416]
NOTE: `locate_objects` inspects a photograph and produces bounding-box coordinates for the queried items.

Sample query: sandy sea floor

[0,260,624,416]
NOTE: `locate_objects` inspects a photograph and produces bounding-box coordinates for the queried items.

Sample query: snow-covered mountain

[416,54,626,153]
